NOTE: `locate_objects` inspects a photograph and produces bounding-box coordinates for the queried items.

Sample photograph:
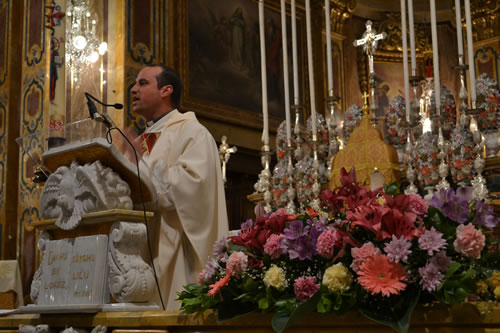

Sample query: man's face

[130,66,164,120]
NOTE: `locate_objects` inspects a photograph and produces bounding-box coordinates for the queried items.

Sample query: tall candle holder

[435,126,451,191]
[455,57,469,119]
[310,138,321,211]
[285,143,296,214]
[404,137,418,194]
[369,73,378,128]
[254,144,273,213]
[292,104,304,161]
[326,90,340,176]
[409,75,423,140]
[466,105,489,200]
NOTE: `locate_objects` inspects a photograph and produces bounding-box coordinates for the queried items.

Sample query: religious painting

[178,0,306,130]
[476,46,499,85]
[373,62,406,118]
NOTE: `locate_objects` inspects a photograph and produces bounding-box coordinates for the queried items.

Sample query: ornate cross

[353,20,386,75]
[219,136,237,184]
[362,92,370,107]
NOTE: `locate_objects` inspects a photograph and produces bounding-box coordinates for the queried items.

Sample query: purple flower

[284,220,306,240]
[431,188,471,223]
[384,235,412,263]
[212,236,227,259]
[429,188,454,211]
[282,219,324,260]
[419,261,444,292]
[418,227,447,256]
[429,250,452,273]
[455,186,473,202]
[240,219,253,232]
[473,201,498,229]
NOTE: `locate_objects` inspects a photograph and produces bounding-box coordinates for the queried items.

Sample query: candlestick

[305,0,317,139]
[401,0,411,123]
[325,0,333,92]
[430,0,441,116]
[407,0,416,75]
[280,0,291,143]
[291,0,300,106]
[455,0,464,64]
[464,0,476,106]
[259,0,269,145]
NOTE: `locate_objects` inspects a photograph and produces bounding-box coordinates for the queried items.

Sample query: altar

[1,303,500,333]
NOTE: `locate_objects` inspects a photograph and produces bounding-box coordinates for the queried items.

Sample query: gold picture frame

[176,0,308,130]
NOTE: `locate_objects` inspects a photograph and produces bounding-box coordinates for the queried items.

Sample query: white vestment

[141,109,229,309]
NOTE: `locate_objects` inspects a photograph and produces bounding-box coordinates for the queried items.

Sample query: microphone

[85,93,123,128]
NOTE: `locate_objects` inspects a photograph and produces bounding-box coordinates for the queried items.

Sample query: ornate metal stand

[285,143,296,214]
[310,138,321,211]
[254,144,273,213]
[326,90,340,176]
[435,126,451,191]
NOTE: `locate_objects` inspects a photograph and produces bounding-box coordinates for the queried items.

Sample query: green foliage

[384,182,400,196]
[436,262,477,304]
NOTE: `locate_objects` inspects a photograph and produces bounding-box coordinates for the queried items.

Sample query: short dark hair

[148,64,182,107]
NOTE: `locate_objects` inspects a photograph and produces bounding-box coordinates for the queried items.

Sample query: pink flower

[294,276,320,302]
[264,234,284,259]
[317,229,342,258]
[407,194,429,216]
[351,242,381,273]
[454,224,485,259]
[197,269,207,284]
[357,254,407,297]
[226,251,248,277]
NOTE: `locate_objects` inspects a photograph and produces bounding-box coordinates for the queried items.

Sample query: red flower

[454,160,464,169]
[357,255,407,297]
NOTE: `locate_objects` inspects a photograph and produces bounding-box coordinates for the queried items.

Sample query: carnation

[418,261,444,292]
[226,251,248,278]
[263,265,288,291]
[384,235,412,263]
[418,227,447,256]
[294,276,320,302]
[322,262,352,293]
[317,229,341,258]
[351,242,381,272]
[454,224,485,259]
[264,234,284,259]
[407,194,429,216]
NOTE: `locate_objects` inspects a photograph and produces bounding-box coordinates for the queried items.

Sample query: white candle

[407,0,416,75]
[305,0,317,139]
[325,0,333,92]
[280,0,291,142]
[291,0,299,105]
[464,0,476,105]
[259,0,269,145]
[430,0,440,115]
[401,0,411,122]
[455,0,464,64]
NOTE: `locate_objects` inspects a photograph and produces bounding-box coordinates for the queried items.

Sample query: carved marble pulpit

[16,119,161,313]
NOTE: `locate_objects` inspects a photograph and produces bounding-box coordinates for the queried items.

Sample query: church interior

[0,0,499,329]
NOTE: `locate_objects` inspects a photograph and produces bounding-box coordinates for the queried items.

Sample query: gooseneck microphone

[85,93,123,128]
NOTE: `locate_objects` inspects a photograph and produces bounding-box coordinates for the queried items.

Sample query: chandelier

[65,0,107,85]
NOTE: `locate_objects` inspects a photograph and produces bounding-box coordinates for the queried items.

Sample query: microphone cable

[85,93,166,310]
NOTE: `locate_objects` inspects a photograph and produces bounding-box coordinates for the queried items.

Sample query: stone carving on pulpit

[40,161,133,230]
[107,221,156,303]
[29,231,52,304]
[19,324,50,333]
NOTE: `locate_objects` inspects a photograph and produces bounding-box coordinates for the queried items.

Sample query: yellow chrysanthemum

[488,272,500,287]
[322,262,352,293]
[476,280,489,295]
[263,265,288,291]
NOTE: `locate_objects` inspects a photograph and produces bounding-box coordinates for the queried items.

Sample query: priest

[130,64,229,309]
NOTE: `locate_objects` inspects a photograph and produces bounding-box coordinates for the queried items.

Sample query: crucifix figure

[354,20,386,119]
[353,20,386,75]
[219,136,237,184]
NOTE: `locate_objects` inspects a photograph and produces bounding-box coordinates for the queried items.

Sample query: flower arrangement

[178,168,499,333]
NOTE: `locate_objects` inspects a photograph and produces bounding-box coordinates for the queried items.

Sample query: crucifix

[354,20,386,117]
[218,136,237,184]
